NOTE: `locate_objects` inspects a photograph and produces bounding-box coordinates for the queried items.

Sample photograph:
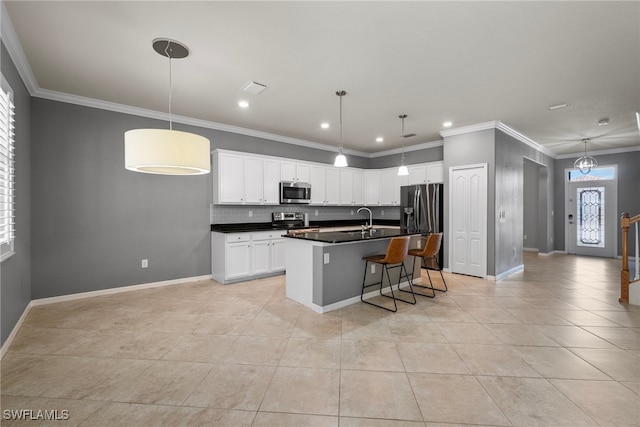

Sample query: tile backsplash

[210,204,400,224]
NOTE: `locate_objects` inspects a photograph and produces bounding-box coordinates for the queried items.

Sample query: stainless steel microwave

[280,181,311,204]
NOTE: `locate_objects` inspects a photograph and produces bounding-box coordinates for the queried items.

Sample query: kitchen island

[283,228,423,313]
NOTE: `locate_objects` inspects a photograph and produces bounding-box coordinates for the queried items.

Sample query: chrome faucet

[357,207,373,229]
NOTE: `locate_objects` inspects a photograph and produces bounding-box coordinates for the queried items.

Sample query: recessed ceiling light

[376,137,384,143]
[442,121,453,128]
[548,103,570,111]
[597,118,609,126]
[321,122,330,129]
[238,100,250,108]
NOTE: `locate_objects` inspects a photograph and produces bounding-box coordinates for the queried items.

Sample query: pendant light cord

[400,114,407,162]
[337,90,346,153]
[165,42,173,131]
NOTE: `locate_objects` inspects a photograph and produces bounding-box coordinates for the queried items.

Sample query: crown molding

[369,140,443,158]
[439,120,556,159]
[1,1,39,95]
[556,144,640,159]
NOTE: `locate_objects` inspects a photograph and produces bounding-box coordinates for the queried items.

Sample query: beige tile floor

[2,252,639,426]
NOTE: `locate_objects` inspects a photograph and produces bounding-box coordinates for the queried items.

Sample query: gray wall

[553,151,640,255]
[523,159,539,249]
[369,144,443,169]
[443,129,496,274]
[1,42,32,345]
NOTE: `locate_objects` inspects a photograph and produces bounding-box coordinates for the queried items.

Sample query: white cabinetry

[310,165,340,205]
[339,169,365,205]
[281,161,310,183]
[213,151,280,205]
[365,171,381,206]
[212,231,286,284]
[426,161,444,183]
[408,165,427,185]
[380,169,408,205]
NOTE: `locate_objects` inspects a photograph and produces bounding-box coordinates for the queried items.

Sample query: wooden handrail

[620,212,640,303]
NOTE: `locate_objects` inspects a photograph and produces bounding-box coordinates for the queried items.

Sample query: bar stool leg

[361,260,398,312]
[396,261,417,304]
[433,258,448,292]
[409,256,435,298]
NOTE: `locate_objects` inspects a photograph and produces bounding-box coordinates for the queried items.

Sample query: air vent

[240,81,268,95]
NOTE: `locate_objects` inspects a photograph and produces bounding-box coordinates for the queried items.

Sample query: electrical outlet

[248,210,253,217]
[381,210,385,216]
[524,234,528,240]
[371,264,375,274]
[324,253,330,264]
[141,259,148,268]
[315,209,319,216]
[351,210,354,215]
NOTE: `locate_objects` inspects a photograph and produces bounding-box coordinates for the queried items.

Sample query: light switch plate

[323,253,330,264]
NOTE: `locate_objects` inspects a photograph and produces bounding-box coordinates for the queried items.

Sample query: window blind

[0,84,15,252]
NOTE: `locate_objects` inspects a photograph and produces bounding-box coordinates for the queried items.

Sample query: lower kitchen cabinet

[212,231,286,284]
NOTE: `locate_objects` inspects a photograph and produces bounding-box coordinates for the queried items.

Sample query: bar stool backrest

[418,233,443,258]
[380,236,411,264]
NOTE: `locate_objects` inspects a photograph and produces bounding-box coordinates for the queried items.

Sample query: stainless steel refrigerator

[400,184,444,267]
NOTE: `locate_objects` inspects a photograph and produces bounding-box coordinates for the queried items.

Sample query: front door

[565,166,617,257]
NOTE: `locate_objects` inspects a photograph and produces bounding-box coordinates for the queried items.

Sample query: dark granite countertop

[282,227,416,244]
[211,219,399,233]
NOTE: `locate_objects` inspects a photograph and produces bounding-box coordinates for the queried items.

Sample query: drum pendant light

[397,114,409,176]
[124,39,210,175]
[333,90,348,167]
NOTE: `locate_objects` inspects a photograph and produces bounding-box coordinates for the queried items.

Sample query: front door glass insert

[577,187,605,248]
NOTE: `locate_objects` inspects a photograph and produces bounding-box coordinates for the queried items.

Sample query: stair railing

[620,212,640,303]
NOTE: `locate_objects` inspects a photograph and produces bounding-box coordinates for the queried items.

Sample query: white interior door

[565,166,617,257]
[449,164,487,277]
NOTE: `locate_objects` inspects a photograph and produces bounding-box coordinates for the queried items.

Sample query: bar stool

[408,232,447,298]
[361,236,416,312]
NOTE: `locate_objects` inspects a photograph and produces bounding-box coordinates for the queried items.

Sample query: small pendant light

[397,114,409,176]
[333,90,348,167]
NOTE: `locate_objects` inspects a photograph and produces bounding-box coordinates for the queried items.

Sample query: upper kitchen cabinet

[380,168,408,206]
[426,161,444,183]
[309,165,340,205]
[339,169,365,206]
[408,161,444,184]
[365,171,382,206]
[213,150,280,205]
[281,161,310,183]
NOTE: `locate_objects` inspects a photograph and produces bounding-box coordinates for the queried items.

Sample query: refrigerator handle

[414,187,419,231]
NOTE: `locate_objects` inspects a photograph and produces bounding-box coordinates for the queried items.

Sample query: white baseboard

[30,275,212,307]
[1,274,213,359]
[523,247,539,252]
[1,301,34,360]
[495,264,524,281]
[539,250,566,256]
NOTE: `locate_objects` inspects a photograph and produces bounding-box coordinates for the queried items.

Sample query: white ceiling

[3,1,640,156]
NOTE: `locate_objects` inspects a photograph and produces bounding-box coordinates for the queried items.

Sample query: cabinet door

[339,169,354,205]
[353,170,365,205]
[309,165,326,205]
[226,241,251,279]
[252,240,270,275]
[325,167,340,205]
[263,159,281,204]
[270,239,286,272]
[365,171,381,206]
[296,164,310,183]
[408,165,427,185]
[244,157,263,204]
[380,169,396,205]
[219,153,245,204]
[427,162,444,183]
[280,161,296,181]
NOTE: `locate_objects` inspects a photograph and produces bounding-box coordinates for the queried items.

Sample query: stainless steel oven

[280,181,311,204]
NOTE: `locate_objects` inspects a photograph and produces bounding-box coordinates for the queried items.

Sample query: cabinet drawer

[225,233,251,243]
[252,230,285,241]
